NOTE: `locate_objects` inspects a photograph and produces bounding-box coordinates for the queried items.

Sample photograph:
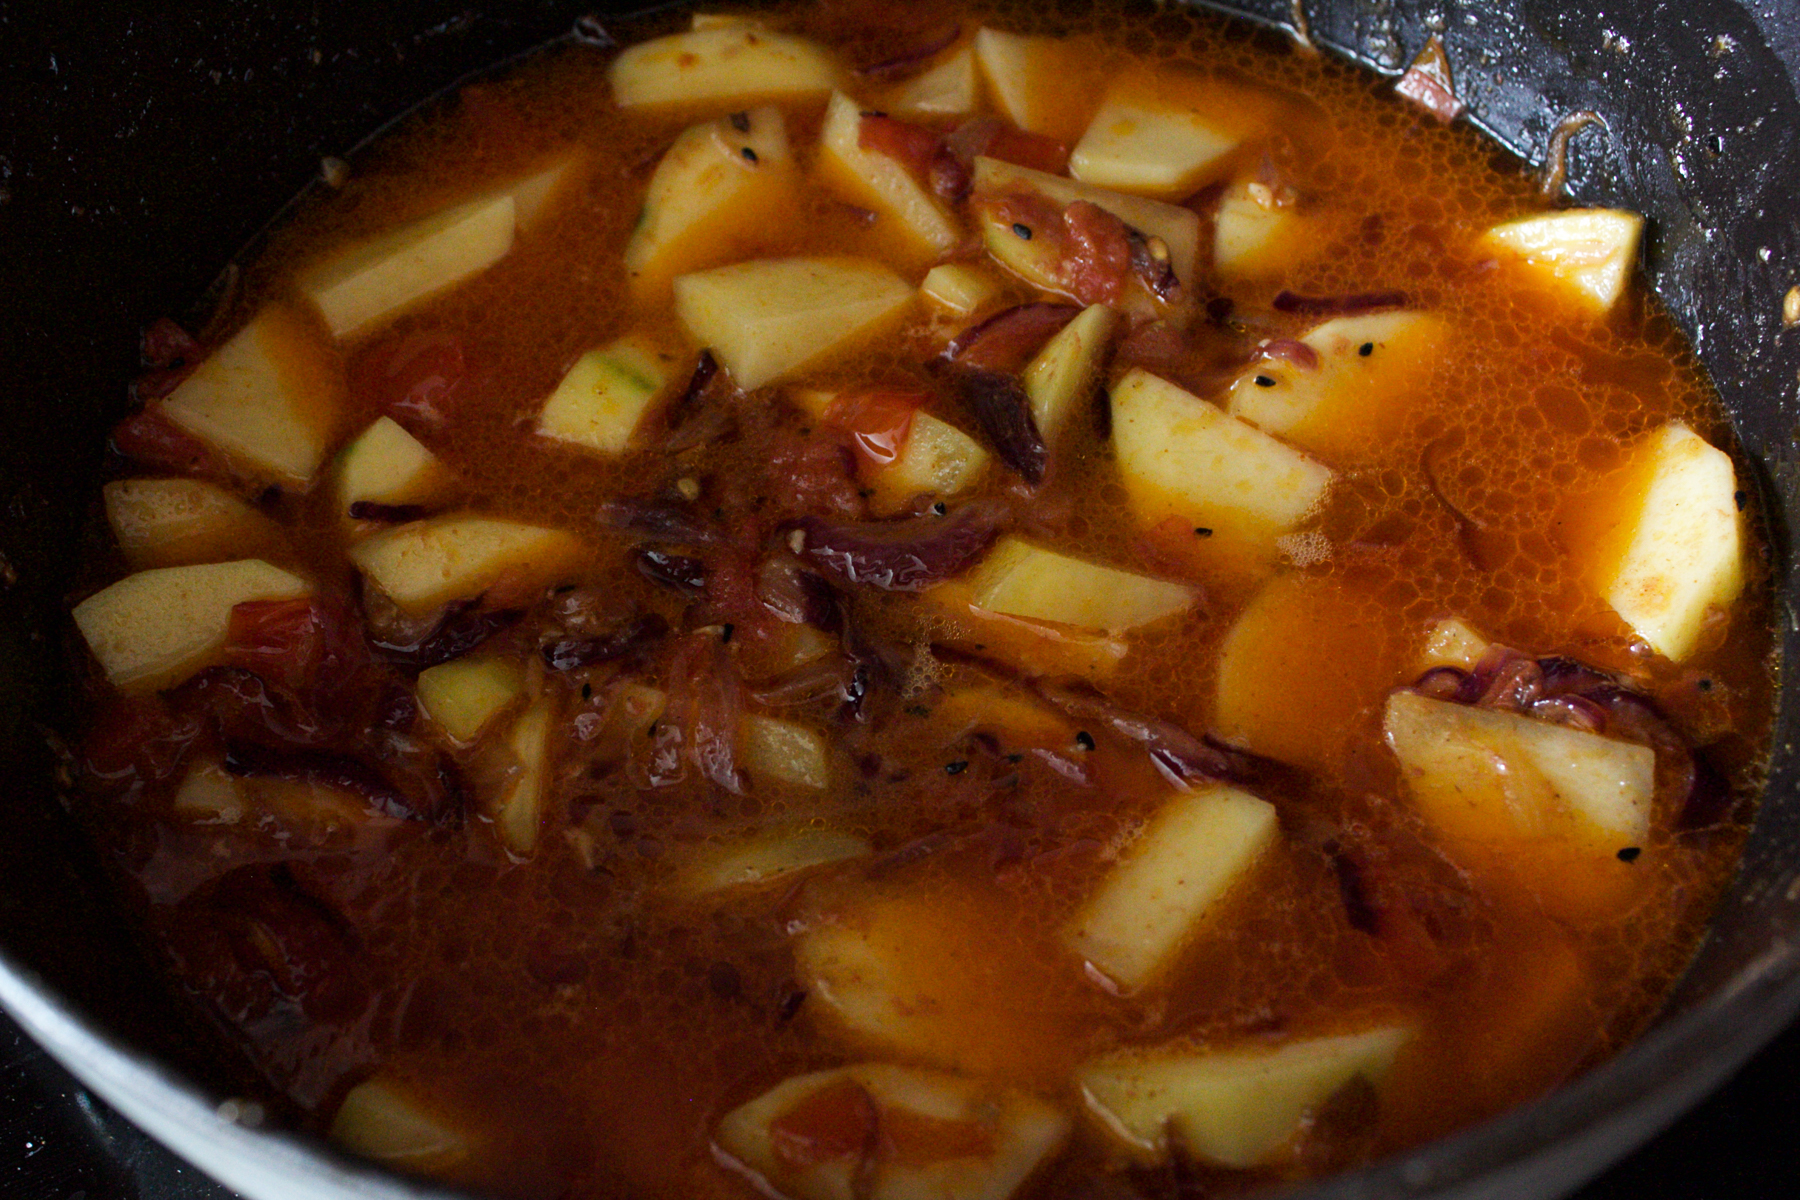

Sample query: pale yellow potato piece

[625,106,796,297]
[1479,208,1643,315]
[171,761,247,824]
[920,263,1001,316]
[674,826,870,898]
[330,1078,472,1174]
[1384,690,1654,849]
[1064,785,1278,993]
[1078,1026,1412,1168]
[966,537,1195,634]
[1212,180,1314,278]
[349,515,580,615]
[888,45,979,116]
[717,1063,1070,1200]
[104,478,280,569]
[870,412,990,515]
[1112,368,1333,545]
[73,560,311,692]
[416,655,524,743]
[159,305,341,486]
[674,257,913,391]
[1022,303,1116,447]
[1588,421,1746,661]
[504,149,587,232]
[739,714,831,789]
[973,28,1098,142]
[1225,312,1443,456]
[536,335,675,454]
[491,698,553,856]
[1416,616,1489,673]
[335,417,452,514]
[818,90,959,256]
[1070,91,1239,199]
[301,193,516,339]
[609,25,842,109]
[973,157,1201,290]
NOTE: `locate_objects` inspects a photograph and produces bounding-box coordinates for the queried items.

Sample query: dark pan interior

[0,1,1797,1197]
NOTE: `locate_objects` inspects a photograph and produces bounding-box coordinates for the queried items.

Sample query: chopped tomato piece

[880,1106,996,1166]
[987,126,1069,175]
[857,113,944,177]
[224,596,368,703]
[769,1079,879,1169]
[825,390,924,468]
[110,408,228,476]
[78,694,204,792]
[350,330,468,427]
[1060,200,1132,305]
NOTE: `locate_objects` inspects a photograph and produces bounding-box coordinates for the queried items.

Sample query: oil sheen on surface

[68,3,1775,1199]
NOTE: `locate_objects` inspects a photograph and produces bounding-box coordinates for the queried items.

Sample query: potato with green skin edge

[966,537,1196,634]
[536,335,676,455]
[1077,1025,1413,1168]
[608,24,843,110]
[335,416,452,517]
[104,478,282,570]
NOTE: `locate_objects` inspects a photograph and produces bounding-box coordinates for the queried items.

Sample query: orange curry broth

[69,2,1775,1199]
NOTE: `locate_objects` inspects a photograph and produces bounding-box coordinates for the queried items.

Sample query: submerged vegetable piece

[1415,616,1491,673]
[1212,178,1314,279]
[1567,421,1746,662]
[1383,690,1654,913]
[973,27,1100,143]
[1064,785,1279,993]
[491,698,554,856]
[104,478,282,569]
[794,388,990,514]
[1077,1026,1412,1168]
[1022,303,1116,448]
[818,92,960,256]
[330,1077,474,1174]
[1478,208,1643,315]
[536,335,676,454]
[335,416,453,517]
[887,44,979,116]
[625,106,797,297]
[416,655,524,743]
[302,194,517,339]
[1225,312,1444,456]
[74,560,311,691]
[158,305,342,486]
[673,826,870,897]
[738,713,831,788]
[674,257,914,390]
[348,516,581,615]
[716,1063,1070,1200]
[608,24,843,108]
[965,536,1196,634]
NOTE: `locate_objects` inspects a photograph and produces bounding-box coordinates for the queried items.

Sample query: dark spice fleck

[581,682,592,700]
[1254,374,1276,388]
[1735,489,1749,511]
[719,623,735,643]
[905,704,931,718]
[1617,846,1642,863]
[1194,527,1213,538]
[933,501,947,516]
[1012,222,1033,240]
[1359,341,1375,356]
[1005,753,1024,764]
[728,111,751,132]
[740,146,759,163]
[944,760,969,775]
[1698,677,1714,692]
[1074,730,1096,751]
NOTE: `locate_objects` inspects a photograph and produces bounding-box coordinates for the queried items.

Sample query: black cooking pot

[2,2,1797,1197]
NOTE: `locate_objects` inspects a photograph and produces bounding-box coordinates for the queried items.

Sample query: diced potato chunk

[1212,180,1313,279]
[1225,312,1443,456]
[973,157,1201,291]
[887,46,978,116]
[625,106,796,297]
[927,584,1131,681]
[1416,616,1489,673]
[673,826,870,898]
[716,1063,1069,1200]
[1111,368,1333,552]
[973,28,1098,142]
[335,417,452,515]
[871,412,990,515]
[504,149,587,232]
[330,1077,472,1174]
[73,560,311,692]
[1077,1026,1412,1168]
[1022,303,1116,447]
[104,478,280,569]
[536,335,676,454]
[1070,89,1239,199]
[159,305,341,486]
[920,263,1001,317]
[739,714,831,789]
[1578,421,1746,662]
[933,686,1073,750]
[348,515,580,615]
[1385,691,1654,848]
[1064,786,1278,992]
[301,193,516,339]
[1479,208,1643,315]
[416,655,524,742]
[966,537,1195,634]
[674,257,913,391]
[818,91,959,256]
[608,25,843,109]
[172,761,247,824]
[491,698,553,856]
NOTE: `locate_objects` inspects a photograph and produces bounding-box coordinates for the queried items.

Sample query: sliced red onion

[1034,680,1256,788]
[787,501,1005,592]
[855,24,961,80]
[1678,751,1735,830]
[373,601,522,669]
[1127,227,1181,302]
[1331,849,1381,935]
[1259,337,1319,370]
[1527,694,1609,732]
[947,367,1048,484]
[541,613,669,672]
[634,547,707,597]
[1413,666,1468,699]
[222,741,412,820]
[1272,290,1408,316]
[596,496,721,546]
[749,658,854,708]
[943,303,1080,372]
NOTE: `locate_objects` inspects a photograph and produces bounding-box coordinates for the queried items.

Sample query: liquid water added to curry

[65,2,1777,1199]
